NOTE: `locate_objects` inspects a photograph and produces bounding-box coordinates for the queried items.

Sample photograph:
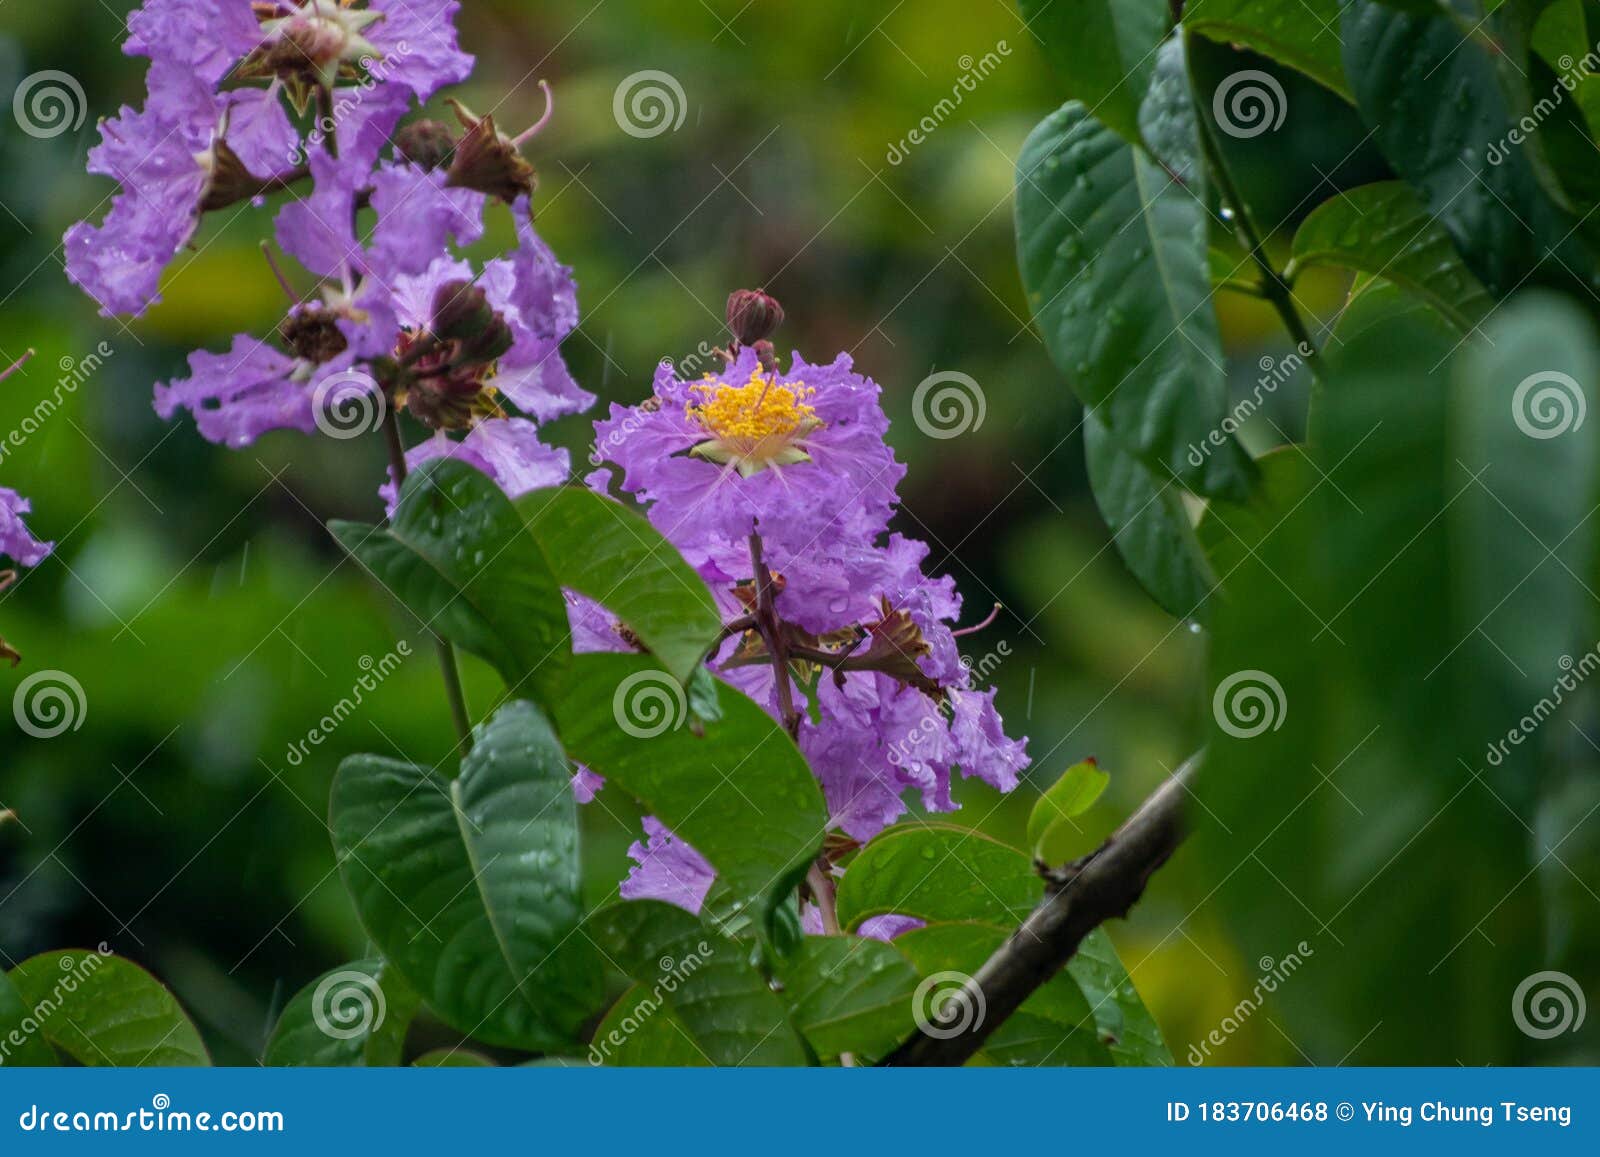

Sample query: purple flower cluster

[591,344,1030,912]
[0,488,51,569]
[67,0,582,498]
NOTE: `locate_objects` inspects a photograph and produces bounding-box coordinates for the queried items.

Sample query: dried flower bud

[395,119,457,171]
[278,305,350,364]
[444,100,537,204]
[726,288,784,345]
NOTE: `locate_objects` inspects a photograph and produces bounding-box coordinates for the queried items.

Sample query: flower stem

[748,532,802,738]
[381,407,474,749]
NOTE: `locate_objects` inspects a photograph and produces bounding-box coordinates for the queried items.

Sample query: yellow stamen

[685,368,822,476]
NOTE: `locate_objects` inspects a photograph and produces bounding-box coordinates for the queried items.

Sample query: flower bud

[443,100,537,204]
[430,280,497,342]
[395,119,457,171]
[726,289,784,345]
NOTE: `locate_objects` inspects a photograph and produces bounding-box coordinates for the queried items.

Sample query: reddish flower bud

[726,288,784,345]
[395,119,457,171]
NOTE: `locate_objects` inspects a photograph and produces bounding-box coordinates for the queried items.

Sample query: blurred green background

[0,1,1359,1063]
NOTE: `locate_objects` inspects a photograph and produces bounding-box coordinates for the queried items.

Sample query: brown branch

[879,756,1198,1066]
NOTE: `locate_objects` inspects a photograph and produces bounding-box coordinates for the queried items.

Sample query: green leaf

[0,969,60,1066]
[330,458,569,699]
[1195,444,1315,588]
[412,1047,495,1066]
[330,700,601,1051]
[1084,409,1215,618]
[1066,928,1174,1065]
[590,901,808,1066]
[1017,101,1254,500]
[1341,0,1600,298]
[1185,0,1352,101]
[553,653,825,917]
[893,924,1113,1066]
[516,487,721,683]
[774,936,921,1063]
[1018,0,1170,147]
[263,958,419,1066]
[1028,758,1112,864]
[589,984,712,1066]
[1288,182,1492,332]
[835,824,1041,932]
[5,951,209,1066]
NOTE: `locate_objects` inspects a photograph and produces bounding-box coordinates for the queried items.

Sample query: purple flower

[383,418,569,511]
[0,489,51,568]
[619,816,716,914]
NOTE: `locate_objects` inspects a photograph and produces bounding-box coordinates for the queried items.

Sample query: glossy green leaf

[1085,409,1215,618]
[554,653,825,916]
[894,924,1113,1066]
[1028,758,1112,865]
[836,824,1042,932]
[775,935,921,1063]
[330,700,601,1051]
[330,458,569,699]
[516,486,721,683]
[590,901,808,1066]
[1288,182,1492,332]
[1018,0,1170,147]
[589,984,712,1066]
[1067,929,1174,1065]
[1185,0,1351,101]
[0,968,61,1066]
[5,951,209,1066]
[1017,102,1254,500]
[263,958,419,1066]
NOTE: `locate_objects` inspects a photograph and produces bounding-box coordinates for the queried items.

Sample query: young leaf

[516,486,721,683]
[774,936,921,1063]
[1027,758,1112,864]
[1018,0,1170,147]
[330,700,601,1051]
[835,824,1041,931]
[1084,409,1216,618]
[330,458,569,700]
[1287,182,1492,332]
[553,653,826,919]
[1184,0,1352,101]
[263,958,419,1066]
[1017,101,1255,500]
[5,951,209,1066]
[590,901,808,1066]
